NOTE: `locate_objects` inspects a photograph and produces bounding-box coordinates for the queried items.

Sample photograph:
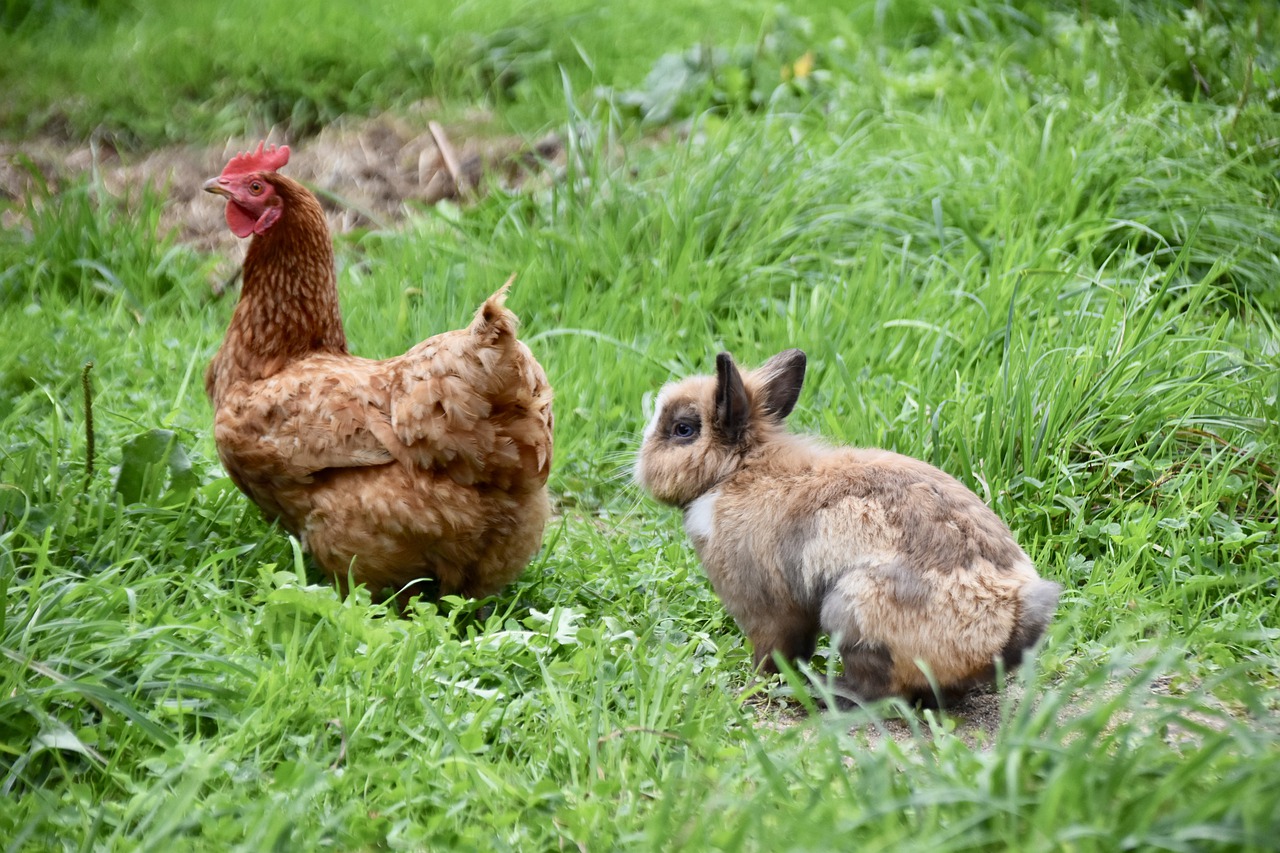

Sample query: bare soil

[746,681,1015,747]
[748,670,1251,751]
[1,104,563,254]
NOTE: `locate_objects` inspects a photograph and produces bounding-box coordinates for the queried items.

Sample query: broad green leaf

[114,428,198,506]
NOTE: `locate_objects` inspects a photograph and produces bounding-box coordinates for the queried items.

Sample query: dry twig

[428,120,469,198]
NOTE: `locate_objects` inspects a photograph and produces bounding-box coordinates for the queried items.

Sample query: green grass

[0,0,872,145]
[3,0,1280,849]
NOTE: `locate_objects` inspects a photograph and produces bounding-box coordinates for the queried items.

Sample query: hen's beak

[203,177,232,199]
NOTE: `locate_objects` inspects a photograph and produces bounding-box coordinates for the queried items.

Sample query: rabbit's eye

[671,420,698,440]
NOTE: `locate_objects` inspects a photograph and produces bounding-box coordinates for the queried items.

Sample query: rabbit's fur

[636,348,1060,706]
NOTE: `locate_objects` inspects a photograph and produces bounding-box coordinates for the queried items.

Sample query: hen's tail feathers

[470,274,520,342]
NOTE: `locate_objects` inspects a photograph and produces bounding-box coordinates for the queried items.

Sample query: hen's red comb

[220,141,290,178]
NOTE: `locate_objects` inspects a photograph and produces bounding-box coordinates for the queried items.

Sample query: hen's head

[203,142,291,238]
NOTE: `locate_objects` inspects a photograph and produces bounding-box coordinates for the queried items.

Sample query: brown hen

[202,142,553,607]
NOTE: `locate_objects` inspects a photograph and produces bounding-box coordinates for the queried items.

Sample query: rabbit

[635,348,1061,707]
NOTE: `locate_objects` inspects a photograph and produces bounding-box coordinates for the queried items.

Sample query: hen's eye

[249,180,264,195]
[671,420,697,440]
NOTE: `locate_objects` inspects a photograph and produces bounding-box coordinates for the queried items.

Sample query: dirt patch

[748,669,1262,753]
[1,104,563,254]
[745,682,1016,748]
[843,685,1015,749]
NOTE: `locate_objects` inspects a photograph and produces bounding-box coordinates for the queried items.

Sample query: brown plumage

[636,349,1060,707]
[203,142,553,607]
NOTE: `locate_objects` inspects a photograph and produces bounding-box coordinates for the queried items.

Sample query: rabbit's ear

[715,352,750,444]
[756,349,807,421]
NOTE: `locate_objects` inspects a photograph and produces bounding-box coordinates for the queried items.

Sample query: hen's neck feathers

[209,175,348,403]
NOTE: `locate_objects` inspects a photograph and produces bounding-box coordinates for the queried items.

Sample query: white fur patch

[642,388,671,442]
[684,489,720,543]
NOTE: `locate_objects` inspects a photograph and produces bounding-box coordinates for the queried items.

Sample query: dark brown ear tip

[757,347,807,420]
[716,352,735,370]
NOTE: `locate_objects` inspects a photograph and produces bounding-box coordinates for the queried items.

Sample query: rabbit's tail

[1000,578,1062,670]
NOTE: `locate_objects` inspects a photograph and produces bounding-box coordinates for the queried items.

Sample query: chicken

[202,141,553,607]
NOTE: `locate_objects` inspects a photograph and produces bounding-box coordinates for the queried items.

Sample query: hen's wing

[212,359,396,483]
